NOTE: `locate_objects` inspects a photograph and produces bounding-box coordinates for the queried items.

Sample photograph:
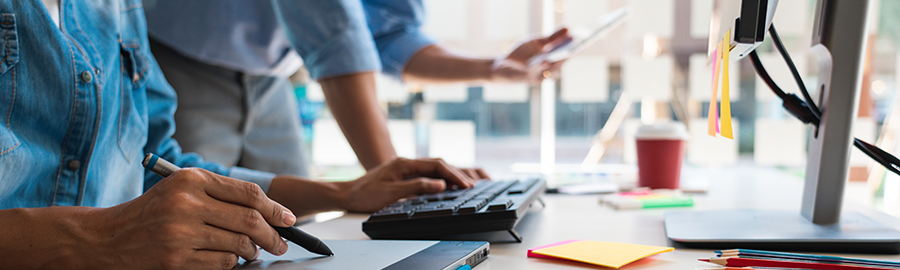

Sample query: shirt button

[81,71,93,83]
[67,159,80,170]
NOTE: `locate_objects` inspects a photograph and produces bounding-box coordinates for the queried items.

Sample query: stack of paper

[527,240,673,268]
[700,249,900,270]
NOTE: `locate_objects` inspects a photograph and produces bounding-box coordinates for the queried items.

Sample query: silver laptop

[236,240,489,270]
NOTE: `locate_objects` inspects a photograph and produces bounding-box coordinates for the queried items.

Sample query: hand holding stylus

[142,154,333,260]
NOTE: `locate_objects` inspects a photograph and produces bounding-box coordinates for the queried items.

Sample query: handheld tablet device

[236,240,489,270]
[528,7,629,67]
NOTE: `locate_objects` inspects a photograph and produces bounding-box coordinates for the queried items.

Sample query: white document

[622,55,673,100]
[561,56,609,103]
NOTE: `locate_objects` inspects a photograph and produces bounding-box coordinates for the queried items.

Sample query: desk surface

[298,166,900,269]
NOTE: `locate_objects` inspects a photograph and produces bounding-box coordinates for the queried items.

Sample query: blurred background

[290,0,900,215]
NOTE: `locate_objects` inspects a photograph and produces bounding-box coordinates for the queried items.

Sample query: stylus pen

[142,153,334,256]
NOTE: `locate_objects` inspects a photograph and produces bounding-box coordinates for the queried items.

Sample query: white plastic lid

[635,122,688,140]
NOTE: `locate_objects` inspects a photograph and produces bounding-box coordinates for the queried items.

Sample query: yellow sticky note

[720,30,734,139]
[531,241,674,269]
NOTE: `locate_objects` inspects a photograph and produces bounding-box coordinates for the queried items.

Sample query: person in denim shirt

[0,1,473,268]
[143,0,569,178]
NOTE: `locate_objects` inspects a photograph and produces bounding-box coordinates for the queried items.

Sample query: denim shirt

[0,0,274,209]
[144,0,436,79]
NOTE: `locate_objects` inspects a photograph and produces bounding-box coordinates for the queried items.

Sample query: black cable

[768,25,822,118]
[749,50,820,126]
[749,51,789,99]
[749,27,900,178]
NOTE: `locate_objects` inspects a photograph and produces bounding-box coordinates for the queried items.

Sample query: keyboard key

[368,211,411,221]
[507,179,538,194]
[456,205,478,214]
[487,200,513,211]
[412,208,455,217]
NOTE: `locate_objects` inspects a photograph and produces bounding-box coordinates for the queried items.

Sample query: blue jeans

[150,39,310,177]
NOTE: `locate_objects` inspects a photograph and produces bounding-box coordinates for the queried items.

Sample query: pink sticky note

[528,240,581,259]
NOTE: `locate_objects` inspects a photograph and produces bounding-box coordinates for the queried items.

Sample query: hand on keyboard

[336,158,476,213]
[459,168,491,181]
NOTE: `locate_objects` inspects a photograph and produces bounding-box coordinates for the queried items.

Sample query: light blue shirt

[0,0,274,209]
[143,0,436,79]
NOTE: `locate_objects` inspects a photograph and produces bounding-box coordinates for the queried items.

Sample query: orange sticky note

[707,47,721,137]
[530,240,674,269]
[720,30,734,139]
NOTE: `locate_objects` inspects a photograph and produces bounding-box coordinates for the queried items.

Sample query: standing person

[144,0,569,178]
[0,1,475,268]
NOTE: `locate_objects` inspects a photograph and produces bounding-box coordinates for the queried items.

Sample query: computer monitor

[664,0,900,253]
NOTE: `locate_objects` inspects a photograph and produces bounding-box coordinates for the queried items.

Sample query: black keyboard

[362,178,546,242]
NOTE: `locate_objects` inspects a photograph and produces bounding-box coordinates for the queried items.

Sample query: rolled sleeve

[271,0,382,80]
[303,28,382,80]
[364,0,436,79]
[375,30,435,79]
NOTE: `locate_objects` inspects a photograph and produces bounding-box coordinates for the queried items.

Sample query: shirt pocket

[0,13,20,156]
[117,41,149,163]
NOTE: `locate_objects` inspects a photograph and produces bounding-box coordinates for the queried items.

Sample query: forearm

[267,176,345,217]
[0,207,109,269]
[320,72,398,170]
[402,45,495,84]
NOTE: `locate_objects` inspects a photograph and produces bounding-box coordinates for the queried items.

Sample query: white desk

[298,165,900,269]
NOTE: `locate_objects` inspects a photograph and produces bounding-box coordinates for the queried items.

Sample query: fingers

[198,198,288,256]
[197,225,260,261]
[474,168,491,180]
[186,169,297,227]
[537,28,571,49]
[395,178,447,195]
[185,250,240,270]
[391,158,474,188]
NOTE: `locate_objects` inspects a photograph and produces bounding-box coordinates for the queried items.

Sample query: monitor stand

[665,210,900,253]
[665,0,900,254]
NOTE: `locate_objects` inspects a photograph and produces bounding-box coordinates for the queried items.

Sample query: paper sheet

[530,240,673,269]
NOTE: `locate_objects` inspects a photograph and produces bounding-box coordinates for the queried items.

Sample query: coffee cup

[635,122,688,189]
